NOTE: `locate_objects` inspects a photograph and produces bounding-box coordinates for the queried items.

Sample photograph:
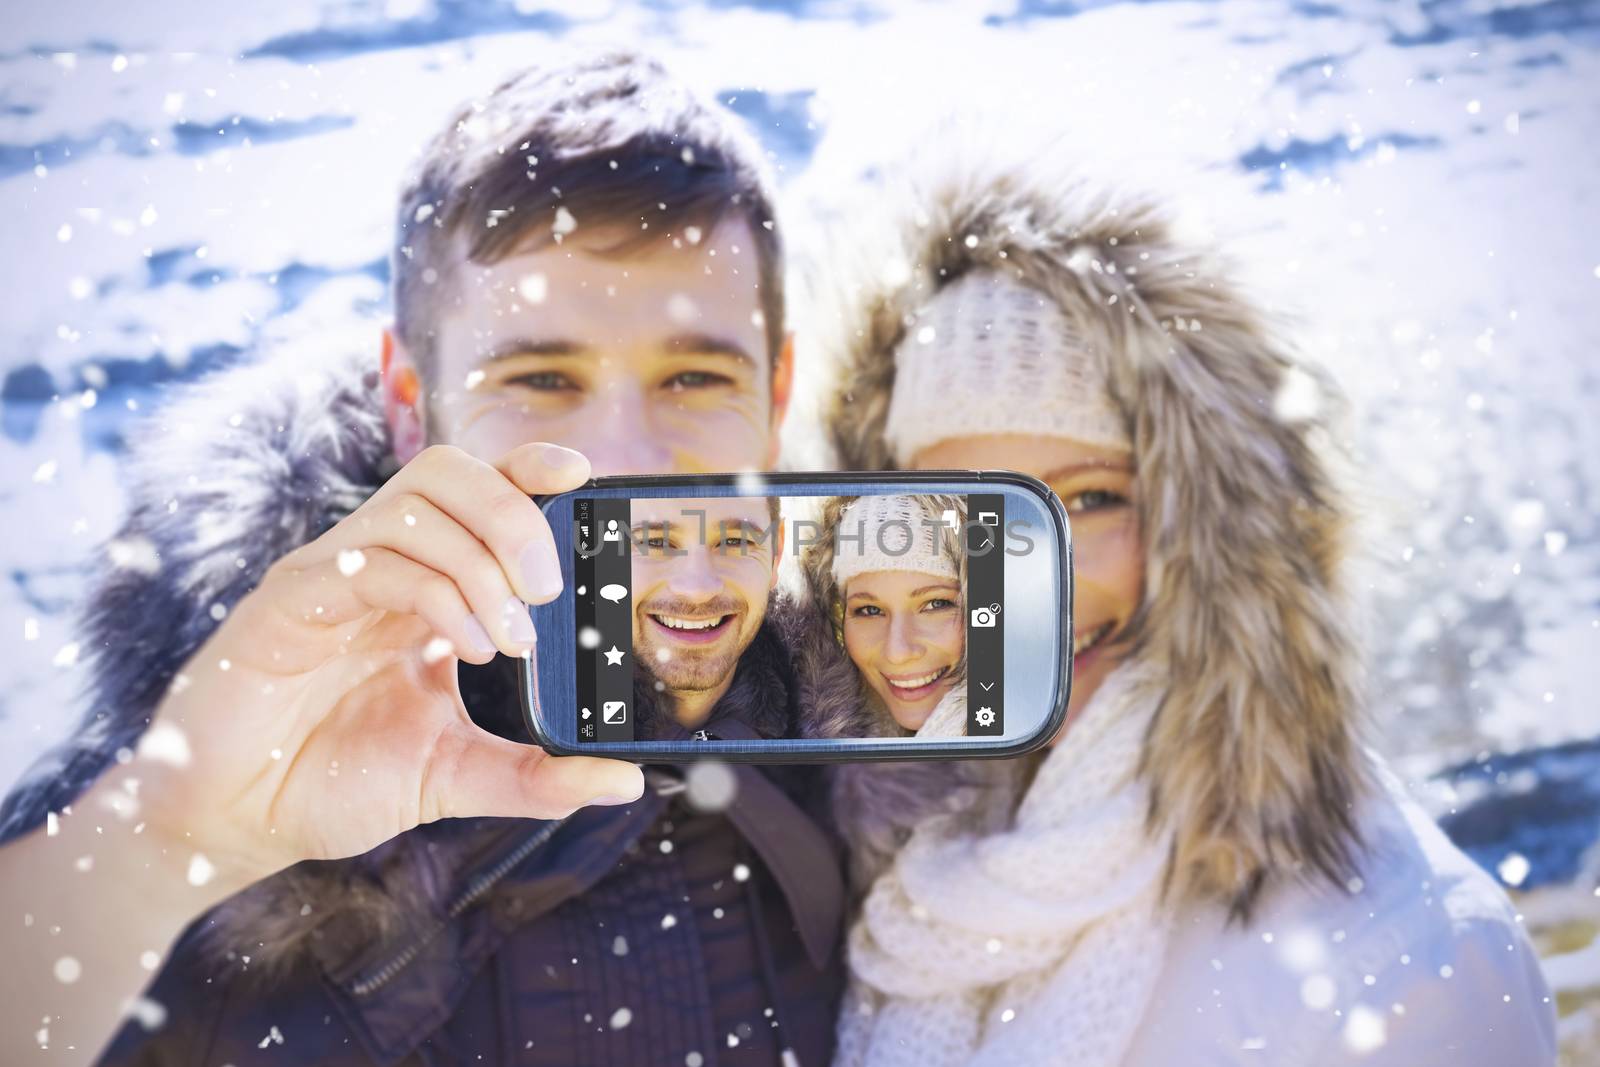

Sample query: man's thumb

[425,726,645,823]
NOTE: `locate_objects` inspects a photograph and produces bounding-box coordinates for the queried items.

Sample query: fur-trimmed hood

[0,331,876,987]
[804,135,1374,918]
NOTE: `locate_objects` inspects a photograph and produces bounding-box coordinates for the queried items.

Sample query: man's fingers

[494,441,591,498]
[264,546,501,664]
[422,725,644,822]
[406,443,582,606]
[287,443,585,616]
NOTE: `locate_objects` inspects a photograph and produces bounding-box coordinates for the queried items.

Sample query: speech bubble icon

[599,583,628,603]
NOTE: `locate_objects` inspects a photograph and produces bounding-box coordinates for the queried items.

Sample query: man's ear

[763,332,795,469]
[381,327,427,464]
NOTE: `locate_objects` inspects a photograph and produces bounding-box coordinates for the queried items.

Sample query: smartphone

[519,471,1072,762]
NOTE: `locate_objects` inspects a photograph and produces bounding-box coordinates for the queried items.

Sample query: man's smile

[646,611,737,645]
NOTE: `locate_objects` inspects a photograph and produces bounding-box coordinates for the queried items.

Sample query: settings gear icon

[974,706,996,727]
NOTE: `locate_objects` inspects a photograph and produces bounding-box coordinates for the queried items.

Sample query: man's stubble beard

[647,643,745,693]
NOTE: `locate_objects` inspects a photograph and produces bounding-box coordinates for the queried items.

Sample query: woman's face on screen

[842,569,965,732]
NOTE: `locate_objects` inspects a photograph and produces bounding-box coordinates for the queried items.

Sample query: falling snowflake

[667,293,699,324]
[1497,852,1530,888]
[518,273,548,304]
[138,721,191,767]
[1278,928,1327,972]
[1301,974,1336,1010]
[129,996,167,1031]
[552,207,577,239]
[187,853,216,887]
[1272,365,1321,423]
[685,762,738,813]
[1341,1006,1387,1053]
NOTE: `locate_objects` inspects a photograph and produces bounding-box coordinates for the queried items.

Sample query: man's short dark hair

[391,48,784,382]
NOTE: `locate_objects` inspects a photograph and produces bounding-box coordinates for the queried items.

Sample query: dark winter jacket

[0,337,873,1066]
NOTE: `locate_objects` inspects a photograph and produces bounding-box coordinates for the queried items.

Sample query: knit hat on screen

[831,494,961,588]
[883,270,1131,463]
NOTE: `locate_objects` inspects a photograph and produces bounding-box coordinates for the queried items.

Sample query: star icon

[603,644,626,666]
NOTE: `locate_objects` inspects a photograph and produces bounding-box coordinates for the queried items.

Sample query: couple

[625,490,968,744]
[0,47,1554,1067]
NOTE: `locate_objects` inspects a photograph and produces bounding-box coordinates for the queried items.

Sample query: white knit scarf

[834,661,1173,1067]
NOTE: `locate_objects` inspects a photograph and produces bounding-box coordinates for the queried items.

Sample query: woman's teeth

[887,666,949,692]
[655,614,726,631]
[1073,623,1114,657]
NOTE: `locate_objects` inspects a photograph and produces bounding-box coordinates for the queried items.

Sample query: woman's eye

[665,370,734,391]
[922,598,957,612]
[1062,488,1128,512]
[506,371,579,392]
[851,604,884,618]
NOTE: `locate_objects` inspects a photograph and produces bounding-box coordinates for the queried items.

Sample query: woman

[810,138,1557,1066]
[804,493,969,738]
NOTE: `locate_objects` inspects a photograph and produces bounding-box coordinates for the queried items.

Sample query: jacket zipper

[346,816,568,997]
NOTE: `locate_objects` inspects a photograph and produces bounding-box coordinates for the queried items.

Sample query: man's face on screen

[629,497,781,714]
[423,218,780,476]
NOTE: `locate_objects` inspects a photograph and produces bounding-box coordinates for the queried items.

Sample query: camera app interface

[571,492,1007,742]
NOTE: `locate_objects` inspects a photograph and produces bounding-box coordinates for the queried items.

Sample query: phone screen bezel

[522,469,1073,762]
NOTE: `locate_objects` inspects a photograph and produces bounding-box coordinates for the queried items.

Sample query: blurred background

[1,0,1596,1057]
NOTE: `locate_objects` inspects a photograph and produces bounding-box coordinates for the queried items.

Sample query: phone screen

[569,492,1008,743]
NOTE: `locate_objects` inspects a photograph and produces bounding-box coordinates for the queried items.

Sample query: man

[630,496,785,729]
[0,50,855,1067]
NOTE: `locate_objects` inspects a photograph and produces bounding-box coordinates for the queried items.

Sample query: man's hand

[108,440,642,895]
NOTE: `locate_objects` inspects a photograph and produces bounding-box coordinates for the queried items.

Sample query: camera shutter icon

[970,603,1001,627]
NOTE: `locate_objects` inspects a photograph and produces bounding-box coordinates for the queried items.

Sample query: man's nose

[665,546,723,600]
[570,384,674,477]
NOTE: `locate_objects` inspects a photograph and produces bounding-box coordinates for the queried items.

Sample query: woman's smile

[880,663,954,702]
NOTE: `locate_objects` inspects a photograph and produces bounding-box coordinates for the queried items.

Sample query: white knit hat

[831,495,960,588]
[883,270,1131,463]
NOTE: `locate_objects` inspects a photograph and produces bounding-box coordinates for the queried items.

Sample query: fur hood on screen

[806,137,1376,919]
[0,330,875,987]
